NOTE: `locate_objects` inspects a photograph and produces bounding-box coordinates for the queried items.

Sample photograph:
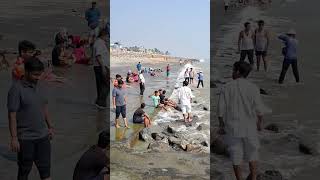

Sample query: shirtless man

[254,20,270,71]
[238,22,255,66]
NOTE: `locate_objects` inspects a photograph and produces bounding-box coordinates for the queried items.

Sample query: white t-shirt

[217,78,271,138]
[139,74,145,84]
[178,86,194,106]
[184,71,190,78]
[93,38,109,67]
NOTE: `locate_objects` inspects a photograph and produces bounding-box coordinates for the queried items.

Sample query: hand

[10,137,20,152]
[113,105,116,109]
[48,127,54,140]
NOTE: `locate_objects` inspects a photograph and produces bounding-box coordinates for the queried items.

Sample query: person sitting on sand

[133,103,151,127]
[149,91,167,110]
[54,27,68,47]
[52,41,75,67]
[73,40,90,65]
[12,40,36,80]
[73,130,109,180]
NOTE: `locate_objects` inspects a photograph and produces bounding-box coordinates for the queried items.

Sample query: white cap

[287,29,296,35]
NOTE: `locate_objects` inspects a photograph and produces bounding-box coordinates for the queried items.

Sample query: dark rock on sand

[168,137,188,150]
[197,123,210,131]
[265,123,280,133]
[201,141,209,147]
[151,133,164,141]
[193,115,199,122]
[139,128,154,142]
[299,143,314,155]
[211,137,229,157]
[260,88,269,95]
[175,106,182,112]
[248,170,283,180]
[203,106,209,111]
[193,100,198,104]
[148,142,172,152]
[298,135,320,155]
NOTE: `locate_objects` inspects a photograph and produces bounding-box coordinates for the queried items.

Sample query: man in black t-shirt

[159,90,166,104]
[133,103,151,127]
[73,130,109,180]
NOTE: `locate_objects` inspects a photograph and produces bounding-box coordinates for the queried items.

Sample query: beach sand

[211,0,320,179]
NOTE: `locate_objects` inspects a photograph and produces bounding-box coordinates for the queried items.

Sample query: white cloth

[178,86,194,106]
[217,78,271,138]
[139,73,145,84]
[93,38,109,67]
[184,70,190,78]
[226,135,260,165]
[241,30,254,50]
[181,104,192,114]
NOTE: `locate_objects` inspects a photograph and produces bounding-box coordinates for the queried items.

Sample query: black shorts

[18,136,51,179]
[133,116,144,123]
[116,105,126,119]
[190,77,194,81]
[240,50,254,64]
[255,51,267,57]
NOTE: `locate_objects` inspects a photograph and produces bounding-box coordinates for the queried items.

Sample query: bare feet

[115,124,120,128]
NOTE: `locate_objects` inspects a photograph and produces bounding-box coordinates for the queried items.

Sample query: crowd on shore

[4,1,110,180]
[216,1,300,180]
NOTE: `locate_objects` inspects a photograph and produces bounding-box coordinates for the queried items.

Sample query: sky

[110,0,210,60]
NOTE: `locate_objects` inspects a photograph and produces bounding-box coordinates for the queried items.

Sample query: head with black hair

[162,90,166,95]
[154,90,159,96]
[232,61,252,79]
[24,57,44,84]
[117,79,124,88]
[183,80,189,86]
[116,74,122,79]
[18,40,36,59]
[97,130,109,149]
[140,103,146,109]
[244,22,251,31]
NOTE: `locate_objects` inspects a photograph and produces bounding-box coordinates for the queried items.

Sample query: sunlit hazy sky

[110,0,209,60]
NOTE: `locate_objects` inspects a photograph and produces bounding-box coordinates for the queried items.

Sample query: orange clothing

[12,57,25,80]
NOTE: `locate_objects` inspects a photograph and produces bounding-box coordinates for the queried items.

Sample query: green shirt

[151,95,160,107]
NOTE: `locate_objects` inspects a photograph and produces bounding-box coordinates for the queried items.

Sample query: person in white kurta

[217,61,271,180]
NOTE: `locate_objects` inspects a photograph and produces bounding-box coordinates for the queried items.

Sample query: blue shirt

[198,73,204,81]
[85,8,101,26]
[278,34,298,60]
[137,63,142,71]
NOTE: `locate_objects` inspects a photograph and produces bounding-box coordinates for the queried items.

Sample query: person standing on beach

[179,59,183,66]
[184,68,190,84]
[189,68,195,84]
[8,58,54,180]
[254,20,270,72]
[278,29,299,84]
[197,71,204,88]
[217,61,267,180]
[166,64,170,78]
[139,72,145,96]
[136,62,142,73]
[112,80,129,128]
[238,22,255,66]
[178,81,194,123]
[73,130,109,180]
[93,29,109,109]
[133,103,151,127]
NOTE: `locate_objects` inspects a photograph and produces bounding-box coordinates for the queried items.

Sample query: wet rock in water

[299,143,316,155]
[298,135,320,155]
[186,144,202,152]
[203,106,209,111]
[260,88,269,95]
[192,115,199,122]
[148,142,172,152]
[193,100,198,104]
[151,133,164,141]
[197,123,210,131]
[265,123,280,133]
[139,128,154,142]
[201,141,209,147]
[168,137,188,150]
[175,106,182,112]
[249,170,283,180]
[211,137,229,157]
[167,124,186,134]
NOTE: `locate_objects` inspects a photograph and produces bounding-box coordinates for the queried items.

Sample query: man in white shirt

[93,29,109,109]
[139,73,145,96]
[217,61,268,180]
[178,81,194,123]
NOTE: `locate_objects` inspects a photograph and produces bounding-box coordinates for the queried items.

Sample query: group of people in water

[6,1,110,180]
[217,2,299,179]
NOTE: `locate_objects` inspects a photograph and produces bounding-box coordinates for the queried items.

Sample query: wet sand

[0,1,108,179]
[211,0,320,179]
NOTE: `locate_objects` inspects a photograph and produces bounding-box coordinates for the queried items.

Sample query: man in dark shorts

[238,22,255,66]
[8,58,53,180]
[159,90,166,104]
[254,20,270,71]
[73,130,109,180]
[133,103,151,127]
[112,80,129,128]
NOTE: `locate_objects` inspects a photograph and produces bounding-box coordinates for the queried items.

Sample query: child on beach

[149,91,167,111]
[133,103,151,127]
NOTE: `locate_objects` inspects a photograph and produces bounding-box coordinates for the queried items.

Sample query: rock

[260,88,269,95]
[265,123,280,133]
[248,170,283,180]
[192,115,199,122]
[175,106,182,112]
[298,135,320,155]
[186,144,202,152]
[148,142,172,152]
[167,124,186,134]
[197,123,210,131]
[193,100,198,104]
[299,143,313,155]
[211,137,229,157]
[168,137,188,150]
[139,126,163,142]
[201,141,209,147]
[151,133,164,141]
[203,106,209,111]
